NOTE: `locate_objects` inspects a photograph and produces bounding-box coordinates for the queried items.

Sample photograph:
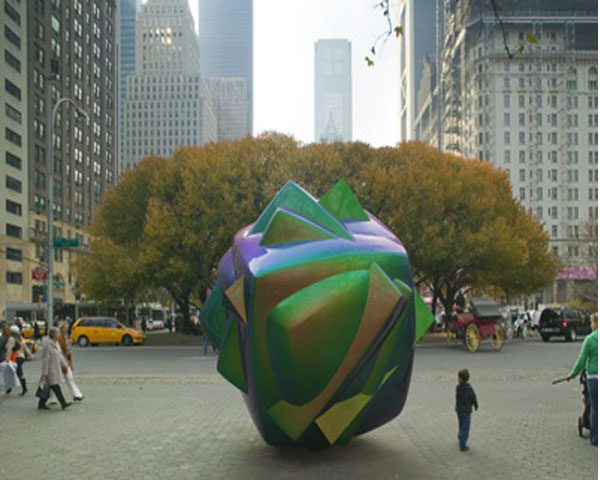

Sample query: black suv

[539,307,591,342]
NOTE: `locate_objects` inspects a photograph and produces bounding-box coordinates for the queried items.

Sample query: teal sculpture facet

[201,180,433,447]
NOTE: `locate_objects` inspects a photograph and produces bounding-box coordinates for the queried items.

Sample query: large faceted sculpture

[201,180,433,447]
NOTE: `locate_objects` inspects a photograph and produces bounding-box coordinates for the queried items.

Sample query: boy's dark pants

[457,413,471,448]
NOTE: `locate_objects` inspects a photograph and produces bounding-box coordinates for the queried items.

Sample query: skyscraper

[198,0,253,135]
[398,0,442,143]
[118,0,141,174]
[0,0,118,318]
[314,39,352,143]
[123,0,217,170]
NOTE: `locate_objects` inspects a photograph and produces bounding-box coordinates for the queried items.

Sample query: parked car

[539,307,591,342]
[70,316,146,347]
[148,319,164,330]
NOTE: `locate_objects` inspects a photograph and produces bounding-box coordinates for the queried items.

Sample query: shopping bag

[35,381,50,401]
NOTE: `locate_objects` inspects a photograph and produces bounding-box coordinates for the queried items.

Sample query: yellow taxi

[21,321,46,339]
[23,338,38,354]
[70,317,146,347]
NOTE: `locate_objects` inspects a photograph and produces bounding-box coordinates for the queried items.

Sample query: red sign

[32,267,48,281]
[556,266,598,281]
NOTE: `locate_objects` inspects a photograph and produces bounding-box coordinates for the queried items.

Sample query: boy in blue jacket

[455,368,478,451]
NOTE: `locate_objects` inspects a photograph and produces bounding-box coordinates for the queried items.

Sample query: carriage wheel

[490,324,505,352]
[465,324,480,352]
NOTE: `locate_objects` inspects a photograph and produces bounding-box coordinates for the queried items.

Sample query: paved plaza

[0,337,597,479]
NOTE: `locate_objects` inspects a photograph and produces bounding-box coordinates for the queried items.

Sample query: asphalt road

[1,336,597,480]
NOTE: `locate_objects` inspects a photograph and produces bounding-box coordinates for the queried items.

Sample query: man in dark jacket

[455,368,478,451]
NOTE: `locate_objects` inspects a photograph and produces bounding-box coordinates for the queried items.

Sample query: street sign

[54,237,79,248]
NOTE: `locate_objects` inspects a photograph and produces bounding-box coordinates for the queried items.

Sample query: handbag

[35,381,50,401]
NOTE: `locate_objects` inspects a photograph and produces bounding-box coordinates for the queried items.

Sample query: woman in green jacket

[569,313,598,446]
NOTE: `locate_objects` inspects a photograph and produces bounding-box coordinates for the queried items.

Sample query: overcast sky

[182,0,399,146]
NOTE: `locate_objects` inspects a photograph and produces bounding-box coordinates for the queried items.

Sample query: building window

[5,151,21,169]
[51,14,61,34]
[4,49,20,72]
[6,247,22,261]
[4,2,20,26]
[5,127,21,146]
[503,95,510,108]
[536,207,543,219]
[5,103,21,124]
[5,198,21,216]
[504,150,511,163]
[6,175,21,193]
[504,132,511,145]
[4,79,21,101]
[4,25,20,49]
[35,44,45,66]
[6,271,22,284]
[6,223,22,239]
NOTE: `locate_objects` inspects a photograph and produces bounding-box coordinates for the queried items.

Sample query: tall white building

[416,1,598,303]
[314,39,352,143]
[123,0,216,170]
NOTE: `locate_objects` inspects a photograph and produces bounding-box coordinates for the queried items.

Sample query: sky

[144,0,399,146]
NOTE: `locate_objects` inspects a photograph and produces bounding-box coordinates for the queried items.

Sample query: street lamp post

[46,95,88,329]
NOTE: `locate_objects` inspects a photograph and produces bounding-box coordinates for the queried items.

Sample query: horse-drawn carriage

[445,297,505,352]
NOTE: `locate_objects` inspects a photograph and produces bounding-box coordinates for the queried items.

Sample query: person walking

[1,324,19,394]
[568,313,598,447]
[38,327,72,410]
[455,368,479,451]
[10,329,32,395]
[58,321,83,401]
[33,321,41,344]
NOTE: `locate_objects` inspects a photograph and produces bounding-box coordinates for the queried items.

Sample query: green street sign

[54,237,79,248]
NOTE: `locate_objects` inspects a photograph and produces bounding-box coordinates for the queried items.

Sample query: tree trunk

[181,296,192,334]
[169,289,193,335]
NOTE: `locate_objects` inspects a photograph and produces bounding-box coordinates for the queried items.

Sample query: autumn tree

[357,142,558,315]
[141,138,292,331]
[73,156,166,321]
[77,137,558,330]
[76,135,297,332]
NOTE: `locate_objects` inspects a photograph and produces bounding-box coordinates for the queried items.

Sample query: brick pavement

[0,339,597,480]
